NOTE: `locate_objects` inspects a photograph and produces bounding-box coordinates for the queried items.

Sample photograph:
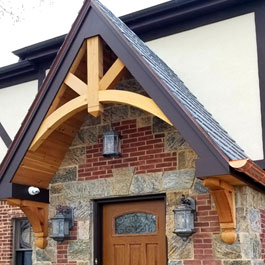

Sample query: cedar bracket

[7,199,48,249]
[203,178,237,245]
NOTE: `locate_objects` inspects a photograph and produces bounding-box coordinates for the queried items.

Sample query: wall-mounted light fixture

[173,195,196,241]
[103,129,121,157]
[102,106,121,158]
[50,206,74,244]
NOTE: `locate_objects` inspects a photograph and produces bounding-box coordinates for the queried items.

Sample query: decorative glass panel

[14,218,33,265]
[20,220,32,249]
[115,213,156,234]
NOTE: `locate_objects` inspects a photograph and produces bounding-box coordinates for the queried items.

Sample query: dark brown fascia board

[13,35,66,61]
[0,123,12,148]
[0,61,36,80]
[0,0,231,192]
[0,182,49,203]
[0,61,38,89]
[0,37,65,88]
[120,0,254,40]
[254,5,265,169]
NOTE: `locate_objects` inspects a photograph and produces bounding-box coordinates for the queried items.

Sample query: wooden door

[103,199,166,265]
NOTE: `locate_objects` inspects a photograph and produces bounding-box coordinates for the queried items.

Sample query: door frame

[93,193,166,265]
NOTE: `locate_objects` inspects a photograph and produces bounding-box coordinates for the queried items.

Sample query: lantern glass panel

[174,210,186,230]
[52,217,65,236]
[64,220,70,237]
[104,135,113,153]
[103,130,121,157]
[187,211,195,230]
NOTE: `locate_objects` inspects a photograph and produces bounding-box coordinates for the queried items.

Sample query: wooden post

[87,36,103,117]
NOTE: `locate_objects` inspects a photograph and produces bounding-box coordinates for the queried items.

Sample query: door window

[115,213,156,234]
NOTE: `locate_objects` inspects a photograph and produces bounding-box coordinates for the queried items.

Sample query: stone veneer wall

[260,209,265,261]
[31,79,265,265]
[0,201,25,265]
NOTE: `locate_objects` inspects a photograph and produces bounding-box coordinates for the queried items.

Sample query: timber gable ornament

[29,36,172,152]
[1,0,265,249]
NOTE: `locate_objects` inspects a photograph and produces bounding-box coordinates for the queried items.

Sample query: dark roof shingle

[95,0,247,161]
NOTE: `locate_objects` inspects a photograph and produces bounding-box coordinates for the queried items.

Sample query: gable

[1,0,265,203]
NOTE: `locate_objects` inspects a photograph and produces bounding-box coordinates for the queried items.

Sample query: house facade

[1,0,265,265]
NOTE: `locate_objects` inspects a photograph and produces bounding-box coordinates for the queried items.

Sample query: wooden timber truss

[30,36,172,152]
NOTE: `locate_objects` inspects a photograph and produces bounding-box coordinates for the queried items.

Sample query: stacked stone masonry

[1,80,265,265]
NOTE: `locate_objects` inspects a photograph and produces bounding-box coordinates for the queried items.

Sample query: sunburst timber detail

[203,178,236,245]
[29,36,172,152]
[7,199,48,249]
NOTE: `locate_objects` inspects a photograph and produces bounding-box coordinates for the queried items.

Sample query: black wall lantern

[102,129,121,157]
[173,195,196,241]
[50,206,74,244]
[102,106,121,158]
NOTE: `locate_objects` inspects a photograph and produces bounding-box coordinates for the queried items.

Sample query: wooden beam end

[35,234,48,249]
[88,104,104,117]
[221,230,237,245]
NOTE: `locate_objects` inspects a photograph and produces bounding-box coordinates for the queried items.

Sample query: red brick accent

[52,222,78,265]
[78,120,177,181]
[260,208,265,260]
[184,194,221,265]
[0,201,25,265]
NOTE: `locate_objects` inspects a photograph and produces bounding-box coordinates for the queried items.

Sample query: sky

[0,0,168,67]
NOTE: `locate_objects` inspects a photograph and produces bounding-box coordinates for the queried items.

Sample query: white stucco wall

[0,80,38,162]
[147,13,262,160]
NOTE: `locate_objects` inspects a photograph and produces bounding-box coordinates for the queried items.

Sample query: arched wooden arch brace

[7,199,48,249]
[30,36,172,152]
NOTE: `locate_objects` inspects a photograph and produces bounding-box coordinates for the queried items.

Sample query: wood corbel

[7,199,48,249]
[203,178,237,244]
